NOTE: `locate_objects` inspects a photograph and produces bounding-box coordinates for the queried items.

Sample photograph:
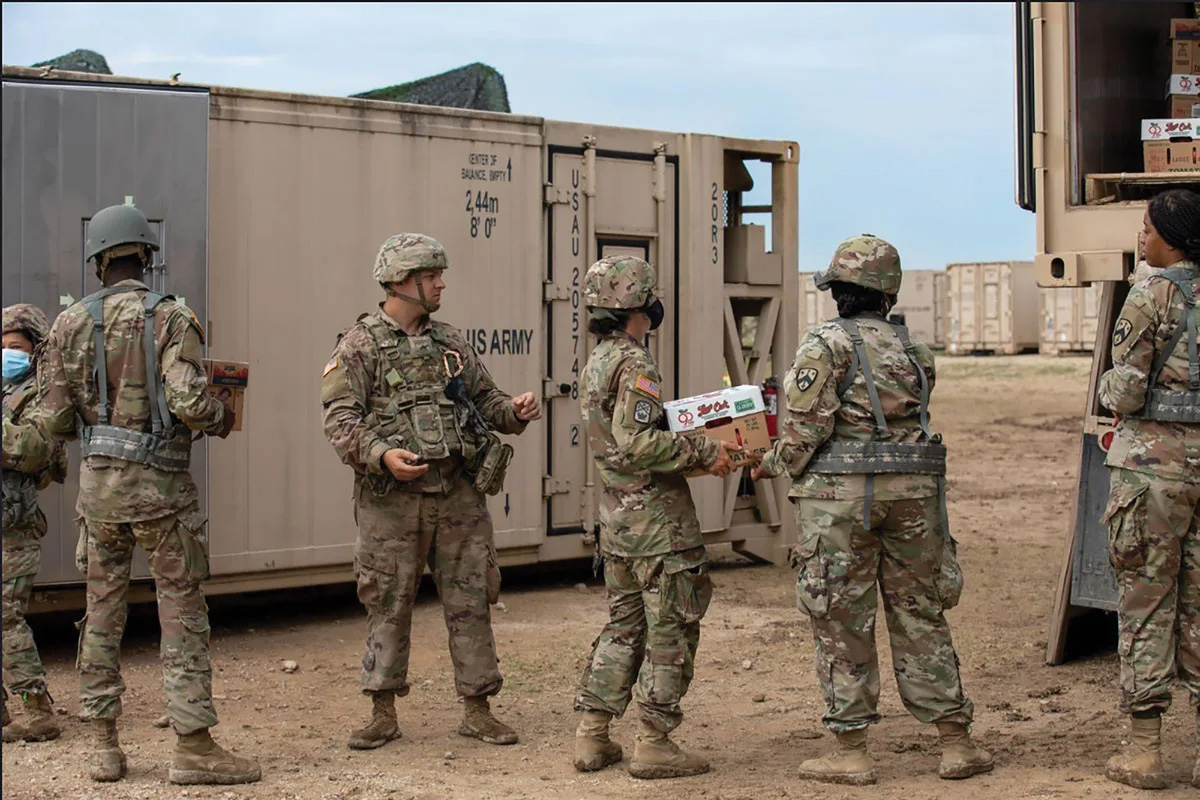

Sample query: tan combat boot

[17,692,61,742]
[169,728,261,785]
[1105,714,1167,790]
[574,710,623,772]
[796,728,876,786]
[628,719,710,780]
[1,696,19,743]
[347,690,402,750]
[936,722,994,779]
[89,720,127,782]
[458,695,518,745]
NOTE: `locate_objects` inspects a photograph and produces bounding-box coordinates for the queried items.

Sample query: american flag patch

[634,374,660,399]
[323,357,339,377]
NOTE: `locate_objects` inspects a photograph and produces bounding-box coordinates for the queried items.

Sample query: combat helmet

[85,203,159,264]
[583,255,657,310]
[2,303,50,346]
[373,233,449,285]
[814,234,902,295]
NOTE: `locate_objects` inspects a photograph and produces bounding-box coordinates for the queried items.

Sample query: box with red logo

[1167,74,1200,118]
[1142,118,1200,173]
[202,359,248,432]
[664,385,770,477]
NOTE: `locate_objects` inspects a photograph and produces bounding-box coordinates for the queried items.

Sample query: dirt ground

[4,354,1199,799]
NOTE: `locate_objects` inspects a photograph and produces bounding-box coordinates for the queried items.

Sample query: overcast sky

[2,2,1032,271]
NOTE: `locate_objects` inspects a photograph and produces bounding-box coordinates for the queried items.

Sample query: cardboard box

[1144,140,1200,172]
[1174,39,1200,74]
[1142,118,1200,140]
[664,385,770,476]
[203,359,248,432]
[1167,74,1200,118]
[1171,18,1200,39]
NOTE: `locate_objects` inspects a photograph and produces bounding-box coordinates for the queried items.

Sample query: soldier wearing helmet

[2,303,67,744]
[571,255,740,780]
[321,233,540,751]
[753,235,992,785]
[35,203,256,785]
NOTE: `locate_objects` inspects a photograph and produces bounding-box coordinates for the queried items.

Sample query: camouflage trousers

[77,504,217,734]
[3,528,48,697]
[574,546,712,734]
[793,496,973,733]
[353,476,502,698]
[1104,467,1200,714]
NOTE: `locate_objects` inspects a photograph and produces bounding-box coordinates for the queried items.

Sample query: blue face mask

[2,349,32,381]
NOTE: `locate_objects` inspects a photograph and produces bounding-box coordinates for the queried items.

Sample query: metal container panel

[893,269,944,348]
[945,261,1036,354]
[2,78,209,585]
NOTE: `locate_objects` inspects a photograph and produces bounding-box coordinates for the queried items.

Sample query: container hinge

[543,183,571,206]
[543,378,572,400]
[542,476,571,497]
[543,280,570,302]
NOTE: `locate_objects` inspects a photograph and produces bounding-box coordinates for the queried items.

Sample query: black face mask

[645,297,664,330]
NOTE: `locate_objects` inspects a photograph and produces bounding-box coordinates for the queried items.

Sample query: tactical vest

[2,376,41,529]
[806,317,948,530]
[1137,267,1199,423]
[76,287,192,472]
[358,315,476,468]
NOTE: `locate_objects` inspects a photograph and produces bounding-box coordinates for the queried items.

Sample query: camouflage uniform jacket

[35,279,225,522]
[1099,260,1200,481]
[321,307,526,495]
[2,373,68,536]
[759,312,940,500]
[581,332,720,558]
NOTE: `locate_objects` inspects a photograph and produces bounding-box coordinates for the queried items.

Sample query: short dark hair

[587,309,630,335]
[829,281,896,318]
[1148,189,1200,263]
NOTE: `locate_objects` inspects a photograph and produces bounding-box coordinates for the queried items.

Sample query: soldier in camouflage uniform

[2,303,67,743]
[1098,190,1200,791]
[321,233,540,751]
[752,235,992,785]
[35,203,258,785]
[572,255,740,780]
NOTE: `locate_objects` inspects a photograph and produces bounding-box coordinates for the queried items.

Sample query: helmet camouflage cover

[85,203,160,263]
[582,255,657,310]
[814,234,902,295]
[373,233,449,284]
[2,303,50,345]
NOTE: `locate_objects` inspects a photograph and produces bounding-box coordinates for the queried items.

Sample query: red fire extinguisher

[763,378,779,439]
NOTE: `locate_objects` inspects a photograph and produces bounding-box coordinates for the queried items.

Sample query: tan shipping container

[2,66,799,601]
[1039,283,1101,355]
[798,271,839,337]
[945,261,1039,355]
[892,269,947,348]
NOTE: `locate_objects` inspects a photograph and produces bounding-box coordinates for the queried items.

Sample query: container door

[2,79,209,585]
[544,145,676,536]
[982,264,1001,345]
[1080,283,1100,347]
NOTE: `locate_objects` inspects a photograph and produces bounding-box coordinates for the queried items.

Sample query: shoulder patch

[796,367,820,392]
[633,374,661,400]
[1113,318,1133,347]
[323,357,339,377]
[633,399,653,424]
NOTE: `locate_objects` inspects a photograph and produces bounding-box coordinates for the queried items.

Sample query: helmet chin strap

[389,278,439,314]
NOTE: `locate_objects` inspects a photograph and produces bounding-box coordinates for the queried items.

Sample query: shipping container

[1013,2,1200,663]
[944,261,1039,355]
[797,272,839,337]
[1039,284,1101,355]
[892,269,947,349]
[1,66,799,606]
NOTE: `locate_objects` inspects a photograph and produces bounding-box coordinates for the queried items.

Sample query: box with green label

[664,385,770,476]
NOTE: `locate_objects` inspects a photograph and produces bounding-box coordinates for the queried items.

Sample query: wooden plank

[1085,172,1200,206]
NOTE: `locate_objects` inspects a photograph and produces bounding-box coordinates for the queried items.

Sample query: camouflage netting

[32,49,111,75]
[352,62,510,113]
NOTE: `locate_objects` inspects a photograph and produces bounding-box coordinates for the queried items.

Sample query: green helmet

[814,234,902,295]
[2,303,50,345]
[373,233,449,285]
[85,204,159,263]
[582,255,657,310]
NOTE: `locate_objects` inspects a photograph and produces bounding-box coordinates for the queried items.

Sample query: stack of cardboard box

[1143,18,1200,172]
